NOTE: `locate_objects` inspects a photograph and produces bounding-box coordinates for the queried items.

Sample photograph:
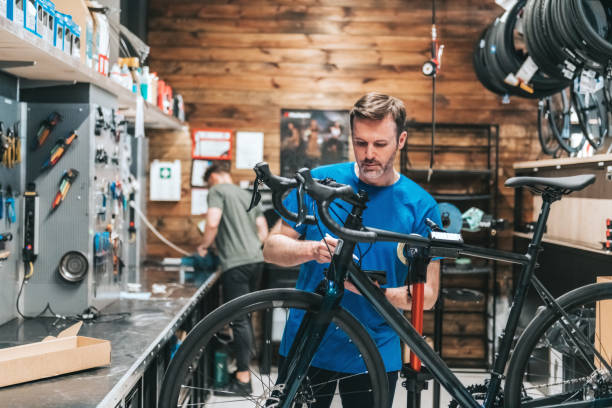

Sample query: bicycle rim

[505,283,612,407]
[159,289,389,408]
[548,89,586,154]
[572,84,608,150]
[538,98,561,156]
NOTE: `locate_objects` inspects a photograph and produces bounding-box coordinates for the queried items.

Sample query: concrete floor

[205,368,489,407]
[390,371,489,408]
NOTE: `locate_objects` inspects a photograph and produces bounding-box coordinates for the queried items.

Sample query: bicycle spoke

[248,366,272,394]
[179,385,262,406]
[506,284,612,407]
[310,372,367,389]
[315,388,375,399]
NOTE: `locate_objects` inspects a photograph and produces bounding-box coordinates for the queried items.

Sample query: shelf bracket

[20,79,77,89]
[0,60,36,69]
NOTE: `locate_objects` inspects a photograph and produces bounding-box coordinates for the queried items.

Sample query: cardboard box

[596,276,612,367]
[53,9,65,50]
[87,1,109,75]
[24,0,38,35]
[67,17,80,58]
[12,0,24,25]
[53,0,93,67]
[36,0,55,44]
[0,322,111,388]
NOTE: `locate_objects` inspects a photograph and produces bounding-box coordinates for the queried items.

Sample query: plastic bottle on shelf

[120,63,133,91]
[140,66,151,101]
[127,58,141,95]
[109,63,121,84]
[149,72,159,105]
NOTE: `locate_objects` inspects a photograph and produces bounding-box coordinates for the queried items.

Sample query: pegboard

[0,87,25,325]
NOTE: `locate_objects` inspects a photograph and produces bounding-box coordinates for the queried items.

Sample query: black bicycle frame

[277,196,554,408]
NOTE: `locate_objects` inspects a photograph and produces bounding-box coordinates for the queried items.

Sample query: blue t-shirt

[278,162,441,373]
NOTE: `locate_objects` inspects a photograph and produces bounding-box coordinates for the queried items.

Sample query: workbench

[0,268,221,408]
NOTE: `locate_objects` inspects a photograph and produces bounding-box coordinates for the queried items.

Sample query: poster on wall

[192,128,232,160]
[191,159,212,187]
[280,109,350,177]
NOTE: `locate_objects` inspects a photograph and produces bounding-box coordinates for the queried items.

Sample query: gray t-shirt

[207,183,264,271]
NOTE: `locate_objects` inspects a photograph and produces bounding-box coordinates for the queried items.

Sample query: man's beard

[358,156,394,180]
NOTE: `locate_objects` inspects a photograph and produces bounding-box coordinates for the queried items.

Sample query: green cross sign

[160,167,171,179]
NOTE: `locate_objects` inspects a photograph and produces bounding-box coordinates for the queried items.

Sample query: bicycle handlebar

[252,162,378,241]
[253,162,318,225]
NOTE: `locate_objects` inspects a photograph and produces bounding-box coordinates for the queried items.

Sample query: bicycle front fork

[274,278,344,408]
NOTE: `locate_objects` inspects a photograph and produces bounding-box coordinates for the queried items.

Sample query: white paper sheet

[236,131,264,169]
[191,160,211,187]
[191,188,208,215]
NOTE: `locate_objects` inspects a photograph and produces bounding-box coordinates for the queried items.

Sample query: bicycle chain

[447,383,503,408]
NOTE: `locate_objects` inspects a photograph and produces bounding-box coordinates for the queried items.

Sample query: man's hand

[311,235,338,263]
[197,244,208,258]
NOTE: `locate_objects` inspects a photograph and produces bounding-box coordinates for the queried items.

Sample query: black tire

[537,98,562,156]
[571,82,609,150]
[505,282,612,407]
[545,88,586,154]
[159,288,389,408]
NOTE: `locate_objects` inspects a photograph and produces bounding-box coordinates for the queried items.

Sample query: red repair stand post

[402,282,433,408]
[401,243,435,408]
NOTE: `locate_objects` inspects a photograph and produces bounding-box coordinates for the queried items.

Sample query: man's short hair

[350,93,407,141]
[203,163,229,183]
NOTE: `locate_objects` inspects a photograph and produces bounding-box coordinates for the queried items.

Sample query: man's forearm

[263,234,315,267]
[257,227,267,243]
[200,225,218,249]
[385,284,438,311]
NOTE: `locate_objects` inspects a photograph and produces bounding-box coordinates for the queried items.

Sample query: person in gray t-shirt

[197,163,268,395]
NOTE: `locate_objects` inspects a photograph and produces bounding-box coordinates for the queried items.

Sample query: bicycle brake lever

[295,176,307,227]
[247,178,262,212]
[425,218,443,232]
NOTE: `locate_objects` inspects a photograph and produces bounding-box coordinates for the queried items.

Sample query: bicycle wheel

[547,89,586,154]
[538,98,562,156]
[571,83,609,150]
[505,282,612,407]
[159,288,389,408]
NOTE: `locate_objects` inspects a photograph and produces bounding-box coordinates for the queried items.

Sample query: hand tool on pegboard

[5,186,15,228]
[41,131,78,170]
[51,169,79,211]
[33,112,62,150]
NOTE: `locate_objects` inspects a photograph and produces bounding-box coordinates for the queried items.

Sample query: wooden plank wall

[146,0,545,259]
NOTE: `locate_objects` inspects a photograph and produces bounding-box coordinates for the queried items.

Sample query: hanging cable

[422,0,443,182]
[129,200,190,256]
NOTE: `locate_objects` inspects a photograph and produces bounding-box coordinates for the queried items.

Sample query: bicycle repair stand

[400,246,432,408]
[402,364,433,408]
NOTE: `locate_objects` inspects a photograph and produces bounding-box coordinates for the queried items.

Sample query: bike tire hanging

[474,0,612,155]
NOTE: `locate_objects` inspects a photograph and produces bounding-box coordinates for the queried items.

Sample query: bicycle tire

[537,98,562,156]
[548,88,586,154]
[505,282,612,407]
[571,83,608,150]
[159,288,389,408]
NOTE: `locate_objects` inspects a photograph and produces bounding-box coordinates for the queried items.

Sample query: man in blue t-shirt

[264,93,441,407]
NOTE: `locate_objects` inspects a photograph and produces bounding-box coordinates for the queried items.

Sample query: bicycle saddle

[504,174,595,194]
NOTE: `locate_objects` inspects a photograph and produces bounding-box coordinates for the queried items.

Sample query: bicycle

[159,162,612,408]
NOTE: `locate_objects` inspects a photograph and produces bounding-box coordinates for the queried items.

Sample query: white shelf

[0,15,183,130]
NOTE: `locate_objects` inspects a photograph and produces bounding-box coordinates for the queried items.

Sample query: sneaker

[214,376,252,396]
